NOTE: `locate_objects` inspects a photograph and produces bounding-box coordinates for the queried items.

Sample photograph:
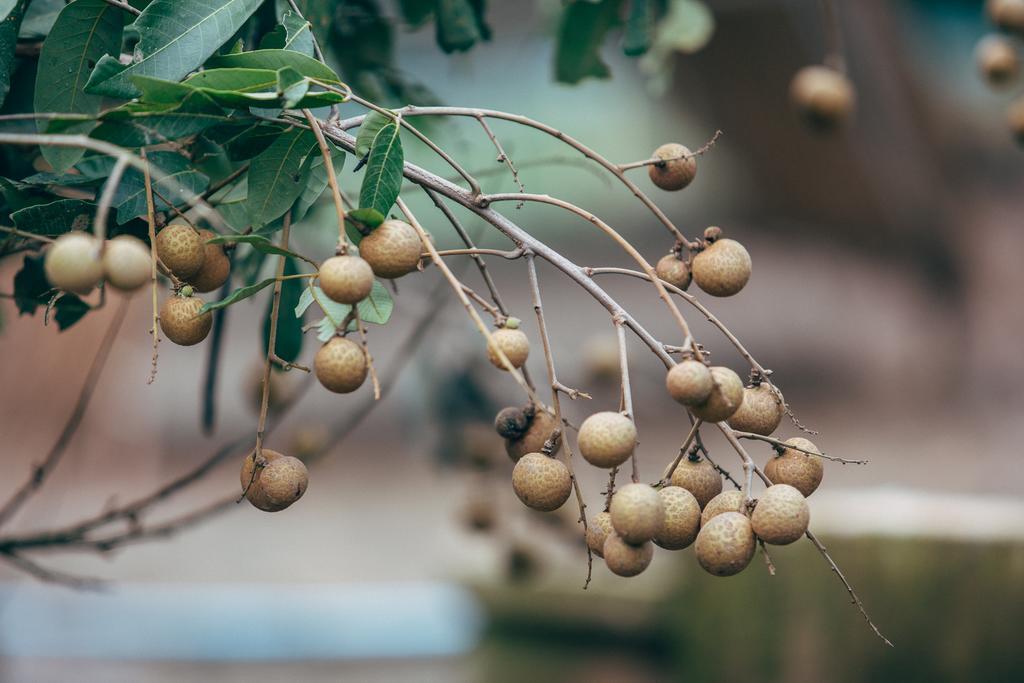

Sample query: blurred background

[2,0,1024,681]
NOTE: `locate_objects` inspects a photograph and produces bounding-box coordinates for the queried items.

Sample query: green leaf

[263,257,303,363]
[198,276,277,314]
[84,0,264,100]
[435,0,490,53]
[92,91,230,148]
[347,207,385,230]
[260,12,315,57]
[358,122,403,218]
[623,0,654,56]
[358,279,394,325]
[33,0,123,171]
[397,0,434,28]
[206,48,341,84]
[54,293,90,331]
[12,254,50,315]
[181,68,346,109]
[276,66,309,109]
[203,121,287,161]
[303,280,393,340]
[0,0,29,108]
[293,145,345,223]
[11,199,95,236]
[246,127,317,228]
[554,0,623,84]
[17,0,62,39]
[111,151,210,224]
[207,233,314,264]
[354,110,394,158]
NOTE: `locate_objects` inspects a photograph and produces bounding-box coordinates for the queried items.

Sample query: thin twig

[354,310,381,400]
[475,114,525,201]
[92,156,129,242]
[302,109,347,248]
[0,551,105,589]
[0,226,55,243]
[100,0,140,16]
[733,430,867,464]
[616,130,723,171]
[142,150,161,385]
[654,419,702,487]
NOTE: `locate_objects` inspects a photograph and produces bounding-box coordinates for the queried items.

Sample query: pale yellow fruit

[505,409,561,461]
[577,411,636,468]
[751,484,809,545]
[102,235,150,292]
[610,483,665,544]
[511,453,572,511]
[258,455,309,509]
[603,532,654,577]
[319,255,374,304]
[790,65,855,128]
[653,486,701,550]
[187,229,230,293]
[689,366,744,422]
[44,232,102,294]
[976,35,1019,86]
[989,0,1024,32]
[695,511,756,577]
[359,219,422,278]
[314,337,368,393]
[155,222,205,279]
[701,489,746,527]
[727,384,784,436]
[765,437,824,497]
[159,295,212,346]
[655,253,692,290]
[666,360,713,406]
[487,328,529,370]
[586,511,614,559]
[670,456,723,509]
[692,238,751,297]
[648,143,697,191]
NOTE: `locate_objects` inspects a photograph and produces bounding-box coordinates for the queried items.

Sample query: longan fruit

[155,222,205,280]
[694,511,756,577]
[577,411,637,468]
[319,254,374,304]
[610,483,665,544]
[648,143,697,191]
[101,235,150,292]
[358,219,422,278]
[989,0,1024,33]
[240,449,289,512]
[258,455,309,509]
[692,237,751,297]
[765,437,824,497]
[976,35,1019,86]
[655,253,692,290]
[511,452,572,512]
[790,65,855,129]
[701,489,746,527]
[314,337,368,393]
[159,292,212,346]
[751,484,809,545]
[487,327,530,370]
[666,360,713,406]
[689,366,744,423]
[653,486,701,550]
[586,511,614,559]
[495,405,530,440]
[240,448,283,489]
[505,409,561,461]
[670,456,723,509]
[603,532,654,577]
[727,383,784,436]
[44,232,102,295]
[186,229,230,293]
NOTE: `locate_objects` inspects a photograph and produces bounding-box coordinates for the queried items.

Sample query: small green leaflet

[179,68,346,109]
[0,0,29,108]
[554,0,623,84]
[207,234,316,266]
[358,122,404,218]
[11,199,95,235]
[259,10,315,57]
[354,111,395,158]
[198,277,277,315]
[296,281,394,342]
[206,49,342,85]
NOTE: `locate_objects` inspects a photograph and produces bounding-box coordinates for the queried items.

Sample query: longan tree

[0,0,890,646]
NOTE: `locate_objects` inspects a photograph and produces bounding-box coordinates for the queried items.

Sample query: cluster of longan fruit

[44,231,150,296]
[977,0,1024,142]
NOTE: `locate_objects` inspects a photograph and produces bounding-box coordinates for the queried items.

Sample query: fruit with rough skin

[751,484,810,545]
[701,489,746,527]
[790,65,855,128]
[505,409,561,461]
[728,383,784,435]
[670,456,723,509]
[487,328,530,370]
[102,235,150,292]
[319,254,374,304]
[603,532,654,577]
[765,437,824,497]
[648,143,697,191]
[155,222,205,279]
[159,294,212,346]
[666,360,713,406]
[610,483,665,544]
[689,366,744,422]
[258,455,309,509]
[989,0,1024,33]
[655,253,692,290]
[314,337,368,394]
[186,229,230,293]
[695,511,756,577]
[359,219,422,278]
[976,35,1019,86]
[577,411,636,468]
[44,232,102,294]
[239,449,285,512]
[586,511,614,559]
[692,237,751,297]
[511,453,572,511]
[653,486,701,550]
[494,406,530,440]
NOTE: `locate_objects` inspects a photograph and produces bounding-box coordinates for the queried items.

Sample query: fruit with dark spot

[728,383,784,435]
[648,143,697,191]
[790,65,855,129]
[765,437,824,497]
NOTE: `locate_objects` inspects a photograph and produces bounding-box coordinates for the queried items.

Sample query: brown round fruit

[727,383,784,436]
[586,511,614,559]
[240,448,283,490]
[666,360,713,406]
[695,511,756,577]
[495,405,530,440]
[319,255,374,304]
[506,409,561,461]
[487,328,530,370]
[789,65,855,129]
[751,484,810,545]
[577,411,637,468]
[359,219,422,278]
[511,453,572,512]
[314,337,368,394]
[610,483,665,544]
[670,456,723,509]
[44,232,103,295]
[257,455,309,510]
[648,143,697,191]
[240,449,290,512]
[159,294,212,346]
[155,222,205,280]
[187,229,231,293]
[689,366,744,422]
[989,0,1024,32]
[653,486,701,550]
[655,253,692,290]
[102,235,151,292]
[701,489,746,527]
[692,237,751,297]
[603,532,654,577]
[976,35,1019,86]
[765,437,824,497]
